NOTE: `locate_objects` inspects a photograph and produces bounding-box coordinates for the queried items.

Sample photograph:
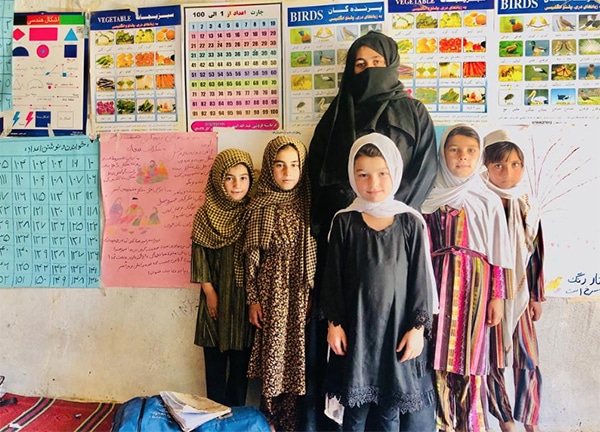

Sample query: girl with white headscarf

[320,133,436,431]
[421,124,513,432]
[482,129,545,432]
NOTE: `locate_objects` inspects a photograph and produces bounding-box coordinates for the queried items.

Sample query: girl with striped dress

[421,124,513,432]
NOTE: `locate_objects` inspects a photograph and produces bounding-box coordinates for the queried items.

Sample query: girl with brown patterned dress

[191,149,255,407]
[244,136,317,432]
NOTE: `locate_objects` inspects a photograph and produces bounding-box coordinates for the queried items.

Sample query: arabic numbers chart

[89,6,183,133]
[0,0,14,112]
[0,137,100,288]
[493,0,600,123]
[388,0,493,125]
[184,3,283,132]
[10,12,87,136]
[285,2,385,127]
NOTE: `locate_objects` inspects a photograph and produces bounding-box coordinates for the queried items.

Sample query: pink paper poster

[100,132,217,287]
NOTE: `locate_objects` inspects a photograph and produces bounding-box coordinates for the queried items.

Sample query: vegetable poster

[10,12,87,136]
[90,6,184,133]
[387,0,493,125]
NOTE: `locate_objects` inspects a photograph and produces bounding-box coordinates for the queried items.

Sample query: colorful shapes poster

[10,12,87,136]
[491,0,600,123]
[285,2,385,126]
[0,0,14,112]
[89,6,184,133]
[100,132,217,288]
[388,0,493,125]
[183,3,283,132]
[0,136,100,288]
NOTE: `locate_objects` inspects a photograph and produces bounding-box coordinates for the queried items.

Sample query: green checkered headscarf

[191,148,255,248]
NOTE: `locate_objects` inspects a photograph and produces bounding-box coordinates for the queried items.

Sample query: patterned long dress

[245,200,312,430]
[424,206,507,432]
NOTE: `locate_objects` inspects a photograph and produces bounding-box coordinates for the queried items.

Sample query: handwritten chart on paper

[184,3,283,132]
[0,137,100,288]
[388,0,492,125]
[499,124,599,299]
[285,2,385,127]
[10,13,87,136]
[100,132,217,288]
[90,6,184,133]
[0,0,14,112]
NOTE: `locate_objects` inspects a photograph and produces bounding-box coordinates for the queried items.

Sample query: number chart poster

[89,6,183,133]
[285,2,385,127]
[184,3,283,132]
[0,0,14,112]
[0,136,100,288]
[100,132,217,288]
[10,12,87,136]
[492,0,600,123]
[388,0,493,125]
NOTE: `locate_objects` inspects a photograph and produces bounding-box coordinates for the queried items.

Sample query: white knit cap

[483,129,516,148]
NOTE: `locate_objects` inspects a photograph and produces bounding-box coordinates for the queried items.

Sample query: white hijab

[421,124,513,269]
[332,132,439,312]
[482,129,541,353]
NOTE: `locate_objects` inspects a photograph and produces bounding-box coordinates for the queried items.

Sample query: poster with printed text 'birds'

[491,0,600,124]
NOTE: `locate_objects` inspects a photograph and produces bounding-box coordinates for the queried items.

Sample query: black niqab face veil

[343,31,404,103]
[314,31,409,187]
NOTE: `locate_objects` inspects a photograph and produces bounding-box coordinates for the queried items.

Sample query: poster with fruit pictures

[490,0,600,123]
[387,0,493,125]
[284,2,385,127]
[89,6,184,133]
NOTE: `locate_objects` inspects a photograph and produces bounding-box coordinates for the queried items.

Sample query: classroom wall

[1,0,599,431]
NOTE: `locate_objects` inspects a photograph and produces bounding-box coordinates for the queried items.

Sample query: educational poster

[491,0,600,123]
[285,2,385,127]
[10,12,87,136]
[0,136,100,288]
[494,124,599,299]
[89,6,183,133]
[183,3,283,132]
[0,0,14,112]
[100,132,217,288]
[388,0,493,125]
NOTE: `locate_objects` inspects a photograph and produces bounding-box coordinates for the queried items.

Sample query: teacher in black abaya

[302,31,438,432]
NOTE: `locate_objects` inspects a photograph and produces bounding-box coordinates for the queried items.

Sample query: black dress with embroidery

[319,212,434,413]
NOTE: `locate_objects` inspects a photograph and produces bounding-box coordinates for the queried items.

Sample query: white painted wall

[2,1,599,431]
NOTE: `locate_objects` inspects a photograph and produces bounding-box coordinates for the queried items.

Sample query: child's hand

[529,301,542,321]
[487,298,503,326]
[397,327,424,362]
[327,322,347,356]
[201,283,218,320]
[249,303,263,329]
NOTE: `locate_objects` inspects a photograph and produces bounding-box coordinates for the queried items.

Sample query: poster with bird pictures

[491,0,600,123]
[284,1,385,127]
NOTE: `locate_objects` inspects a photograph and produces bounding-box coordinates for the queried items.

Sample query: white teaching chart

[10,12,87,136]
